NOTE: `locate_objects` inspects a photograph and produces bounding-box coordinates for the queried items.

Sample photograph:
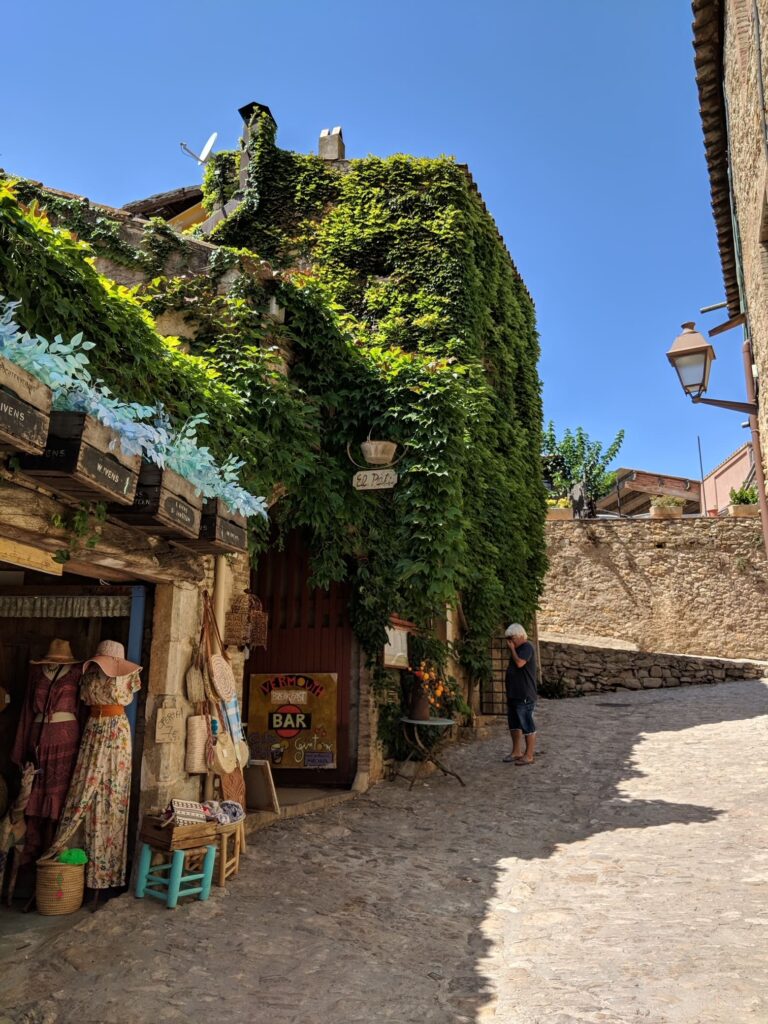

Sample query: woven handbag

[185,714,210,774]
[169,799,208,827]
[212,728,237,775]
[185,647,206,705]
[219,767,246,806]
[203,594,237,702]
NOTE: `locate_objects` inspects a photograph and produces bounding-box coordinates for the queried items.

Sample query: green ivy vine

[50,502,107,563]
[0,116,546,707]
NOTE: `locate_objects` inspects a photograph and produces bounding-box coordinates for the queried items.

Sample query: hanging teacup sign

[348,435,402,490]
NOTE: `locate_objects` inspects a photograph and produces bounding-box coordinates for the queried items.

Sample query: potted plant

[406,661,471,722]
[650,495,685,520]
[728,486,760,518]
[546,497,573,521]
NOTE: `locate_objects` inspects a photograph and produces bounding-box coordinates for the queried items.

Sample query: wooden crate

[18,412,141,504]
[181,498,248,554]
[0,357,52,455]
[109,464,203,539]
[139,814,219,851]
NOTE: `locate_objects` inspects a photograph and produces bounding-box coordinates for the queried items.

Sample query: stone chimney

[238,102,276,188]
[319,126,345,161]
[199,101,276,235]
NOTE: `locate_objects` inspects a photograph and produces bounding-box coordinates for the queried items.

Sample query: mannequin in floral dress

[11,639,83,863]
[44,641,141,890]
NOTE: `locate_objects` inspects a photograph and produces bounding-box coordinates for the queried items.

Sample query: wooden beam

[0,478,206,584]
[620,492,653,516]
[623,480,700,501]
[619,470,700,500]
[708,313,746,337]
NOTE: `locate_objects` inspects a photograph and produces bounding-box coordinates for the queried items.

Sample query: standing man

[502,623,538,765]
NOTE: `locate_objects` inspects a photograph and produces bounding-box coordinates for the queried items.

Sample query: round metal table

[395,717,466,790]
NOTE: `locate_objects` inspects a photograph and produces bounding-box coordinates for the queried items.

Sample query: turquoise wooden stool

[135,843,216,909]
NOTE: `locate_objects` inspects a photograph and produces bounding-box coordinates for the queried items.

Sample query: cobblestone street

[2,681,767,1024]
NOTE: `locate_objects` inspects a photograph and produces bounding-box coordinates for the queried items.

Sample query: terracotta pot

[728,503,760,518]
[546,507,573,521]
[361,440,397,466]
[409,688,431,722]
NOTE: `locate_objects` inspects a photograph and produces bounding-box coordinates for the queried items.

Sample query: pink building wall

[702,444,753,514]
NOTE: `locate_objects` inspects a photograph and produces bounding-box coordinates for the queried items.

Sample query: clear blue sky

[2,1,746,478]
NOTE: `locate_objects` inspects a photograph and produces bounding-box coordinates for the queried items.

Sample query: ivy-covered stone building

[0,101,545,808]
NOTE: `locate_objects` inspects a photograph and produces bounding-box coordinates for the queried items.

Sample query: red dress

[11,663,84,862]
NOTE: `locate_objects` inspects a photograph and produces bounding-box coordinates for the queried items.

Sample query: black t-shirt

[505,641,537,702]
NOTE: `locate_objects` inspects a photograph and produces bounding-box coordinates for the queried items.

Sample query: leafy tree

[542,422,625,502]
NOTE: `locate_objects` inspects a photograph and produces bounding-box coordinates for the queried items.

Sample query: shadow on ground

[2,681,766,1024]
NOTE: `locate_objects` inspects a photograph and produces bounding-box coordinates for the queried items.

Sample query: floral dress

[46,668,140,889]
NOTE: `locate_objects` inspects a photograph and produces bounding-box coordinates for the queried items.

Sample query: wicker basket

[224,592,268,650]
[36,859,85,916]
[250,596,268,649]
[224,592,251,647]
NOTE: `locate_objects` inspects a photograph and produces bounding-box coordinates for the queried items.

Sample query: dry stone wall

[539,519,768,660]
[540,638,768,695]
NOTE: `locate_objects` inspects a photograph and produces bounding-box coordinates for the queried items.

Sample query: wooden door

[247,531,356,787]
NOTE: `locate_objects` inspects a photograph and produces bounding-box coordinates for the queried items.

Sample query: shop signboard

[155,703,183,744]
[352,469,397,491]
[248,673,338,770]
[0,537,63,576]
[383,623,409,668]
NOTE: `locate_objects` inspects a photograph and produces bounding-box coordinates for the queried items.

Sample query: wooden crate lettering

[18,413,140,504]
[182,498,249,554]
[0,358,52,455]
[109,465,202,539]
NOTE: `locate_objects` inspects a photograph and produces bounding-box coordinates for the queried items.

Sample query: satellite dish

[179,131,218,166]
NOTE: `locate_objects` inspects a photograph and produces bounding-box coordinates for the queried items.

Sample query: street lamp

[666,322,756,414]
[667,315,768,560]
[666,322,715,398]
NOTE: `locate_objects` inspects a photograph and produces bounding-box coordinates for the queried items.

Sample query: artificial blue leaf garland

[0,298,266,519]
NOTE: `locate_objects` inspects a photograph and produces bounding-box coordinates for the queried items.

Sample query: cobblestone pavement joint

[2,680,767,1023]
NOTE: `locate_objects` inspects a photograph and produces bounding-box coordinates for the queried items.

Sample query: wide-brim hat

[83,640,141,678]
[31,639,80,665]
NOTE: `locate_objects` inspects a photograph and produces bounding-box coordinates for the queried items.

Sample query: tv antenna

[180,131,218,166]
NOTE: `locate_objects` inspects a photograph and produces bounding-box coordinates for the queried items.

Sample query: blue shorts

[507,699,537,735]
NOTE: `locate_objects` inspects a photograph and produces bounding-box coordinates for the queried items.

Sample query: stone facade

[694,1,768,513]
[139,552,250,817]
[540,637,768,694]
[720,0,768,464]
[539,518,768,660]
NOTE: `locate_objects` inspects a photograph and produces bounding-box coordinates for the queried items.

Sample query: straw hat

[30,639,80,665]
[83,640,141,679]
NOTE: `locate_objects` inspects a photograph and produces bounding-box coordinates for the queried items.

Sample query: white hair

[505,623,527,641]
